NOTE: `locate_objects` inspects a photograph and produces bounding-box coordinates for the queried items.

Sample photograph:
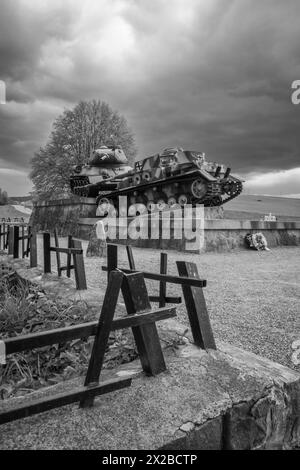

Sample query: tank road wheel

[142,171,152,182]
[223,180,240,196]
[167,196,177,207]
[133,174,142,185]
[191,179,207,199]
[157,199,168,211]
[146,200,156,212]
[178,194,188,207]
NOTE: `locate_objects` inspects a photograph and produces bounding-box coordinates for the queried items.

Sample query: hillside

[224,194,300,221]
[0,204,31,221]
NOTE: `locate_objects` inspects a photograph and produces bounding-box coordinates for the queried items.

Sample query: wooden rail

[103,265,207,287]
[4,307,176,354]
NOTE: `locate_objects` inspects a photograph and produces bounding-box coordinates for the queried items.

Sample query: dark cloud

[0,0,300,195]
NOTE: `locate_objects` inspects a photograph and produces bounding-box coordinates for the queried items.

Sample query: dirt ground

[35,237,300,372]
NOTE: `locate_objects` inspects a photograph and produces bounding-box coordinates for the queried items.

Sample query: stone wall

[30,198,300,253]
[82,217,300,254]
[1,338,299,449]
[30,197,97,236]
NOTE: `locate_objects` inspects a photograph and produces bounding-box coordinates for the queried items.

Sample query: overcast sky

[0,0,300,196]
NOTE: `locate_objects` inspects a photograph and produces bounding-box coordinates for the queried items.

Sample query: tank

[70,145,132,197]
[70,146,243,214]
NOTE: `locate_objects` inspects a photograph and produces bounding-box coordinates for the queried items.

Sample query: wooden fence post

[13,225,19,259]
[54,229,61,276]
[67,235,72,278]
[80,270,124,408]
[43,232,51,273]
[177,261,216,350]
[107,244,118,281]
[72,239,87,290]
[30,230,38,268]
[1,223,5,250]
[122,272,166,376]
[21,225,25,258]
[159,253,167,308]
[8,226,14,255]
[126,245,136,270]
[5,224,9,250]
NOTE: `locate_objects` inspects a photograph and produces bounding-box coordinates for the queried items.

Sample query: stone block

[86,220,107,258]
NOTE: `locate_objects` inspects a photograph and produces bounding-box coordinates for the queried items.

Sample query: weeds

[0,266,137,399]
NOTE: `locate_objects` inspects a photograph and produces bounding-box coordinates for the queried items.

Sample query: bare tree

[30,100,137,199]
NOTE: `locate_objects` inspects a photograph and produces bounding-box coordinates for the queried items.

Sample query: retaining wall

[81,217,300,253]
[30,199,300,253]
[30,197,97,237]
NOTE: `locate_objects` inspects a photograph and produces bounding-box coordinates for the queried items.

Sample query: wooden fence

[43,230,87,290]
[1,224,86,291]
[0,242,216,425]
[103,243,216,350]
[0,270,177,424]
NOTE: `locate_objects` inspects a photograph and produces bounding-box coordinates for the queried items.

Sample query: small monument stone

[86,220,107,258]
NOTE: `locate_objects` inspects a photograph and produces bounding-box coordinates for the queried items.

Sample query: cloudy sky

[0,0,300,196]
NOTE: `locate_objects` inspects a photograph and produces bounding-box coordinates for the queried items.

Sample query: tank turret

[70,145,133,197]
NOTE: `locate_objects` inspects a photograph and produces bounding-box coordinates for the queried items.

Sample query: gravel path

[35,237,300,371]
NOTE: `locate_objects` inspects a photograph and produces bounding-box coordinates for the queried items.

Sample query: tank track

[70,176,90,197]
[96,172,226,215]
[221,179,243,204]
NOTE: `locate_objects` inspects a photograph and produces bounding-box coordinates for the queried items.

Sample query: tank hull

[70,146,243,214]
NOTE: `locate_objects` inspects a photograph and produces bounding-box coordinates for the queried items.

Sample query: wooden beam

[72,239,87,290]
[59,265,75,272]
[30,230,38,268]
[49,247,83,255]
[43,232,51,273]
[67,235,72,278]
[21,225,25,258]
[0,377,132,425]
[80,270,124,407]
[107,244,118,282]
[13,225,19,259]
[102,266,207,288]
[149,296,182,304]
[54,229,61,277]
[4,307,176,355]
[5,224,9,250]
[126,245,136,270]
[159,252,167,308]
[122,272,166,376]
[176,261,216,350]
[8,225,14,255]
